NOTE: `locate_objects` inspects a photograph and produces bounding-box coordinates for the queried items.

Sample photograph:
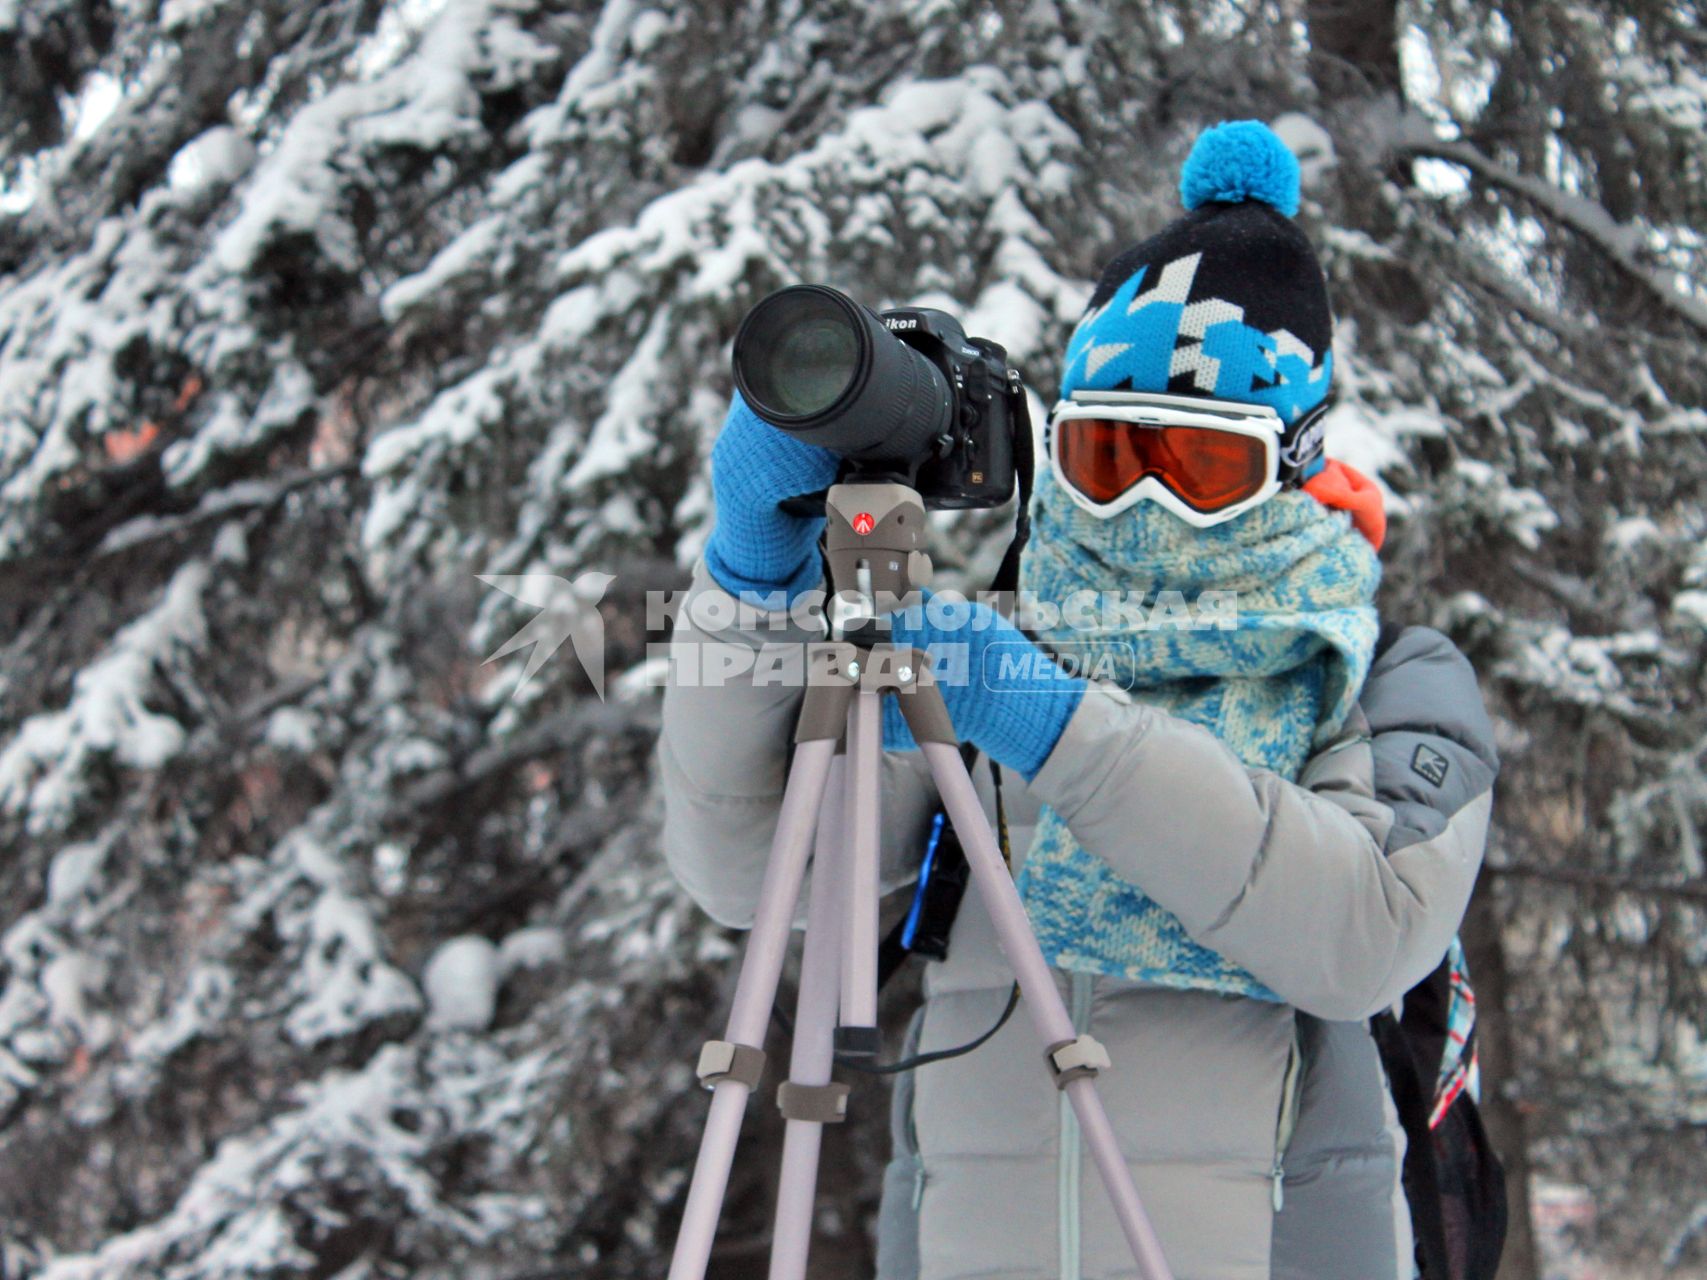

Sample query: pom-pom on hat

[1060,120,1333,445]
[1180,119,1302,216]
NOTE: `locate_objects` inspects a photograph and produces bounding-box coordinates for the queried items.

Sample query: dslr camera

[732,285,1026,511]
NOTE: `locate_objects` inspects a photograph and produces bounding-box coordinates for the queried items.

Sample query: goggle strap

[1276,399,1332,489]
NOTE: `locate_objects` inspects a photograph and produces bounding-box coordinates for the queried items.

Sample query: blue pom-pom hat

[1179,119,1303,217]
[1059,120,1332,436]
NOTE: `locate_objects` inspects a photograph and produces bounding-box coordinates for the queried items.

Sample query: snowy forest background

[1,0,1704,1277]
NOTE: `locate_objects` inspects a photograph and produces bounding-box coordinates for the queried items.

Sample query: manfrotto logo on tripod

[479,572,614,699]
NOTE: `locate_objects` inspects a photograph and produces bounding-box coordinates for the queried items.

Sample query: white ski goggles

[1048,390,1306,527]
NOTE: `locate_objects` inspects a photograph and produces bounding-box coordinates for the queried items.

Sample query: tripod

[666,481,1176,1280]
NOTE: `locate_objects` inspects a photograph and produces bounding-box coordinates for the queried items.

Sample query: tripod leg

[767,759,848,1280]
[838,689,881,1040]
[917,740,1178,1280]
[668,737,840,1280]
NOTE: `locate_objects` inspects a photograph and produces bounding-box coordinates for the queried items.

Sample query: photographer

[659,122,1498,1280]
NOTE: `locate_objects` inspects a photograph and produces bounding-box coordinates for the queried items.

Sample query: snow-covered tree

[1,2,1702,1276]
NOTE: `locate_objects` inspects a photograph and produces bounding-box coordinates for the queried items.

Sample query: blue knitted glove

[703,392,839,605]
[880,593,1086,781]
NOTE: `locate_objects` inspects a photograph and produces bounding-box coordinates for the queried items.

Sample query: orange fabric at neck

[1302,458,1386,550]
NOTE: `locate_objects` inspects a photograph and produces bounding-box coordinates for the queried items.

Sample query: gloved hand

[702,392,839,605]
[880,592,1086,781]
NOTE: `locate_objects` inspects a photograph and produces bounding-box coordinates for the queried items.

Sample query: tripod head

[822,481,932,646]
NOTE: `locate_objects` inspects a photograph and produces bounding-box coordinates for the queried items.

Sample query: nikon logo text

[886,318,918,330]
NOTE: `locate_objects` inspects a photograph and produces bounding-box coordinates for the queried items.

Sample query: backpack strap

[1371,1008,1452,1279]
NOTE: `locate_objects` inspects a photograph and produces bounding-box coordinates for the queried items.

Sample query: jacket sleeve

[1026,626,1498,1020]
[658,559,939,928]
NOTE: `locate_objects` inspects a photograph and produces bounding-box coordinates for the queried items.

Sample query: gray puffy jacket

[659,561,1499,1280]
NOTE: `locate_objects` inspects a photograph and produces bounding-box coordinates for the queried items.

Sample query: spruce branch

[1488,862,1707,904]
[1391,120,1707,339]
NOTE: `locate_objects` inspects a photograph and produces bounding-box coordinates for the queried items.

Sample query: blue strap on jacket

[702,393,838,605]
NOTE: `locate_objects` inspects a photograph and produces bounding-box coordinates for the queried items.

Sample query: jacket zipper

[1059,972,1093,1280]
[1271,1017,1305,1212]
[908,1026,926,1210]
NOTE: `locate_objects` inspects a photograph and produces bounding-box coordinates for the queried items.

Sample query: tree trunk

[1461,882,1541,1280]
[1304,0,1402,101]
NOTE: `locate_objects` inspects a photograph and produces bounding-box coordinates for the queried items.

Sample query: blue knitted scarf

[1016,476,1381,1000]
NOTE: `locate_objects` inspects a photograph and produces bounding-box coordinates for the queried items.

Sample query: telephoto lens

[732,285,951,464]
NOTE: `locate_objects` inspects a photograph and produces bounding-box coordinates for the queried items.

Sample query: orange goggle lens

[1056,418,1272,512]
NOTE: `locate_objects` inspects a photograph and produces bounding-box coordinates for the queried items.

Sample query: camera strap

[989,373,1036,600]
[878,372,1035,991]
[874,748,1016,987]
[877,743,981,989]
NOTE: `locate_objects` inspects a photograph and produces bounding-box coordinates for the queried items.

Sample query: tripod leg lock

[696,1040,767,1091]
[776,1080,852,1124]
[1045,1034,1112,1088]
